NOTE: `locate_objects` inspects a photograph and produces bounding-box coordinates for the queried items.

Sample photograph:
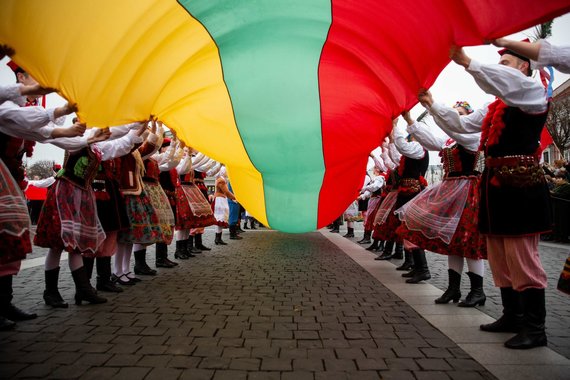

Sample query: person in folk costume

[114,122,163,285]
[129,121,177,276]
[35,122,146,307]
[227,179,243,240]
[0,49,83,329]
[81,123,147,293]
[356,172,371,234]
[371,138,406,262]
[357,152,387,245]
[445,43,552,349]
[491,38,570,298]
[190,157,222,250]
[172,150,218,258]
[395,105,487,307]
[213,166,236,245]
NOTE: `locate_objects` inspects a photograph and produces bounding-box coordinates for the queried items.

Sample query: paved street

[0,225,568,379]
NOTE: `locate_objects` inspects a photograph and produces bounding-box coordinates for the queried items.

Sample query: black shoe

[195,234,211,251]
[392,242,404,260]
[343,227,355,238]
[480,287,523,333]
[156,258,175,268]
[404,249,431,284]
[96,280,124,293]
[378,241,394,256]
[435,269,461,304]
[243,224,250,229]
[2,304,37,321]
[187,235,202,254]
[357,231,372,244]
[134,250,158,275]
[229,225,243,240]
[0,316,15,331]
[214,232,228,245]
[458,272,486,307]
[112,274,136,286]
[366,240,380,251]
[174,240,190,259]
[43,267,69,308]
[396,249,414,271]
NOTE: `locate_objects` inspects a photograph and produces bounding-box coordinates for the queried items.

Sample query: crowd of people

[0,43,256,331]
[334,38,570,350]
[0,36,569,353]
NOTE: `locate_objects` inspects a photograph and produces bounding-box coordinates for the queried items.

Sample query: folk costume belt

[486,155,545,188]
[398,178,422,194]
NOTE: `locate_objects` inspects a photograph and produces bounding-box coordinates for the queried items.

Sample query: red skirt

[396,177,487,260]
[35,180,105,256]
[0,159,32,264]
[364,196,382,231]
[175,185,216,230]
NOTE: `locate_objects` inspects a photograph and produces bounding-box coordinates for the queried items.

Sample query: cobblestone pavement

[346,225,570,359]
[1,229,496,380]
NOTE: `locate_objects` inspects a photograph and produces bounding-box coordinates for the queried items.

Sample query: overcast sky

[1,13,569,168]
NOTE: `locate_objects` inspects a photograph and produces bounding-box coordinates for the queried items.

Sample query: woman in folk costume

[213,166,236,245]
[377,120,431,283]
[81,123,146,293]
[172,150,217,258]
[129,122,176,276]
[371,139,405,262]
[35,124,144,307]
[358,153,387,245]
[0,65,81,328]
[114,122,163,285]
[396,105,487,306]
[191,159,222,248]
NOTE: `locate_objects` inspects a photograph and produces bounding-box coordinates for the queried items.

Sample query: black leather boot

[396,249,414,271]
[366,239,380,251]
[392,242,404,260]
[215,232,227,245]
[134,249,157,275]
[458,272,486,307]
[155,242,176,268]
[195,234,211,251]
[243,221,250,229]
[435,269,461,304]
[72,267,107,305]
[187,235,202,254]
[330,218,340,233]
[174,240,190,259]
[357,230,372,244]
[96,257,124,293]
[376,241,395,260]
[504,288,547,349]
[406,249,431,283]
[0,275,37,320]
[480,287,523,333]
[83,257,95,281]
[43,267,69,308]
[250,219,257,229]
[229,225,243,240]
[343,227,354,238]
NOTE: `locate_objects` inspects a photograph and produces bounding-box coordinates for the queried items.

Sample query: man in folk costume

[0,52,81,329]
[396,105,487,307]
[213,166,237,245]
[447,42,552,349]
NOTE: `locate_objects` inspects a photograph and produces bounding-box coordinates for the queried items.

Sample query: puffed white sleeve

[393,124,425,159]
[429,102,487,135]
[536,40,570,74]
[466,60,547,114]
[206,162,222,177]
[406,121,448,152]
[0,84,22,104]
[95,129,143,161]
[176,155,192,175]
[0,103,57,141]
[381,144,396,170]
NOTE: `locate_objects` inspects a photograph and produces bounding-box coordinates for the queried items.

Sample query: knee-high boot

[343,227,354,238]
[435,269,461,304]
[504,288,547,349]
[458,272,486,307]
[215,232,227,246]
[43,267,68,308]
[396,249,414,271]
[405,249,431,283]
[155,242,176,268]
[392,242,404,260]
[195,234,211,251]
[480,287,523,333]
[134,249,157,275]
[174,240,190,259]
[357,230,372,244]
[0,275,37,320]
[187,235,202,254]
[376,241,395,260]
[96,257,124,293]
[71,267,107,305]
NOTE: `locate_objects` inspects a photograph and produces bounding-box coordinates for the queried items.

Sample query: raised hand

[88,127,112,144]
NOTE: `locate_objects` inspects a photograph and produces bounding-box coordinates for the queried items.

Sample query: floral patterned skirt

[396,177,487,259]
[175,185,216,230]
[0,159,32,264]
[118,190,163,245]
[35,179,106,256]
[144,182,175,244]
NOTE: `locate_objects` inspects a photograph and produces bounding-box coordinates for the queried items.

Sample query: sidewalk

[2,229,494,380]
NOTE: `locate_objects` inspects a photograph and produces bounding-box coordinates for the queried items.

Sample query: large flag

[1,1,569,232]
